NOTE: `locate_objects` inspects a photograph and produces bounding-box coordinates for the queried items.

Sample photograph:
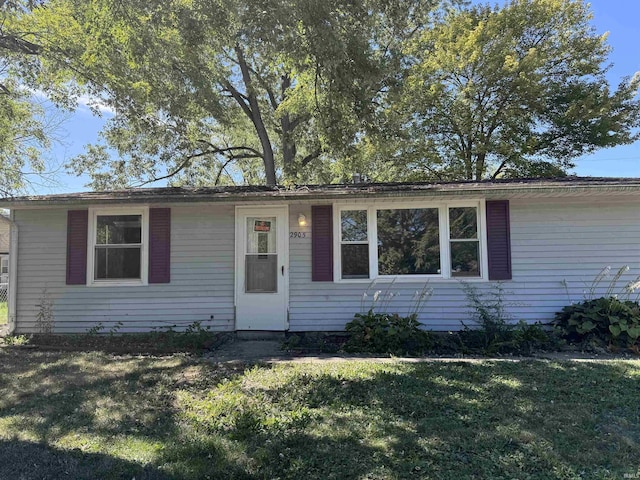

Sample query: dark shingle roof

[2,177,640,207]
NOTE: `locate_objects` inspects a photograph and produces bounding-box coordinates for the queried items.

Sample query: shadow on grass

[0,351,638,479]
[0,438,171,480]
[244,360,640,478]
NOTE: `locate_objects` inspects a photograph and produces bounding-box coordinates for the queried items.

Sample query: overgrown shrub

[28,321,221,354]
[35,289,54,334]
[459,283,558,354]
[1,334,30,346]
[554,297,640,347]
[344,279,434,355]
[344,310,434,355]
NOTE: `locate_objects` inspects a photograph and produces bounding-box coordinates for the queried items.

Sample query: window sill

[334,276,488,284]
[87,280,148,287]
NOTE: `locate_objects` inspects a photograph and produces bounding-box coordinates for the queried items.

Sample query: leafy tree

[28,0,444,188]
[0,0,78,195]
[372,0,640,181]
[0,1,50,194]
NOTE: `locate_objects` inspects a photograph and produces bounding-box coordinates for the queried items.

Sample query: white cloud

[24,88,115,116]
[76,94,115,116]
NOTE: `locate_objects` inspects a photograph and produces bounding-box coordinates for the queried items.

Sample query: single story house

[0,177,638,334]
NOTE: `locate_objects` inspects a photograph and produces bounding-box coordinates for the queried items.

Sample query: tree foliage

[0,0,81,195]
[370,0,640,181]
[6,0,640,190]
[28,0,443,188]
[0,1,50,194]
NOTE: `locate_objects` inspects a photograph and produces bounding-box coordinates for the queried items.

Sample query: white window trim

[332,199,489,283]
[86,206,149,287]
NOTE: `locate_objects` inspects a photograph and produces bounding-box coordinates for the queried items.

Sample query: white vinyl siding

[0,221,9,253]
[14,205,236,333]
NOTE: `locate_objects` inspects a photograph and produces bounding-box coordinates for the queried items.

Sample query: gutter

[0,214,18,335]
[3,183,640,208]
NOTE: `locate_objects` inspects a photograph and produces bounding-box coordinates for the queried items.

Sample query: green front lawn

[0,351,638,479]
[0,302,6,324]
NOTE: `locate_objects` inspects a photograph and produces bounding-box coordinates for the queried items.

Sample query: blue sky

[44,0,640,194]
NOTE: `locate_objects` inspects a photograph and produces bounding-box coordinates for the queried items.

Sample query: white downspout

[5,212,18,335]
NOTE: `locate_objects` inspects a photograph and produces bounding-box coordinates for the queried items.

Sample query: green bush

[344,310,434,355]
[554,297,640,347]
[459,283,559,355]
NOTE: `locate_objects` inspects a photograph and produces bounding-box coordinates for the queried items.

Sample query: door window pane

[247,217,276,254]
[246,255,277,293]
[377,208,440,275]
[245,217,277,292]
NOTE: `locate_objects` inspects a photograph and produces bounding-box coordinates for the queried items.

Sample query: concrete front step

[235,331,286,341]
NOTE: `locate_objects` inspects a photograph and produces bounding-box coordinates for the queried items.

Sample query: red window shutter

[149,208,171,283]
[66,210,88,285]
[312,205,333,281]
[486,200,512,280]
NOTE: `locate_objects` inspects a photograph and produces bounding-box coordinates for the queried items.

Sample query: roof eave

[3,182,640,208]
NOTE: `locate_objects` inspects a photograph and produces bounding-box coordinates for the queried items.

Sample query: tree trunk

[475,152,486,180]
[234,45,277,186]
[281,113,297,179]
[279,76,297,181]
[261,144,277,186]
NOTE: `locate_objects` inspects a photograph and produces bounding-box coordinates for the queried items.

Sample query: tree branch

[221,80,253,120]
[129,145,263,187]
[300,148,321,167]
[214,156,237,185]
[195,140,263,159]
[0,34,41,55]
[491,158,510,179]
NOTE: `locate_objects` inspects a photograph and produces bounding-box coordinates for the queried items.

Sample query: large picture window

[377,208,440,275]
[88,209,147,285]
[336,202,484,281]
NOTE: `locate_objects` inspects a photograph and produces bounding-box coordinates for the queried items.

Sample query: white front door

[235,206,288,330]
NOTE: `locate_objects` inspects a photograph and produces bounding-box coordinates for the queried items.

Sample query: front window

[449,207,480,277]
[0,257,8,275]
[90,210,146,284]
[377,208,440,275]
[340,210,369,279]
[336,202,483,280]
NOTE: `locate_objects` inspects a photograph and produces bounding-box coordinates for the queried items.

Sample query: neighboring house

[1,177,639,334]
[0,214,10,287]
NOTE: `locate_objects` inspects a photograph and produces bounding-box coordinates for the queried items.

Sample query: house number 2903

[289,232,307,238]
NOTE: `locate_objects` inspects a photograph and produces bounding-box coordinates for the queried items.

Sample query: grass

[0,301,6,324]
[0,351,638,479]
